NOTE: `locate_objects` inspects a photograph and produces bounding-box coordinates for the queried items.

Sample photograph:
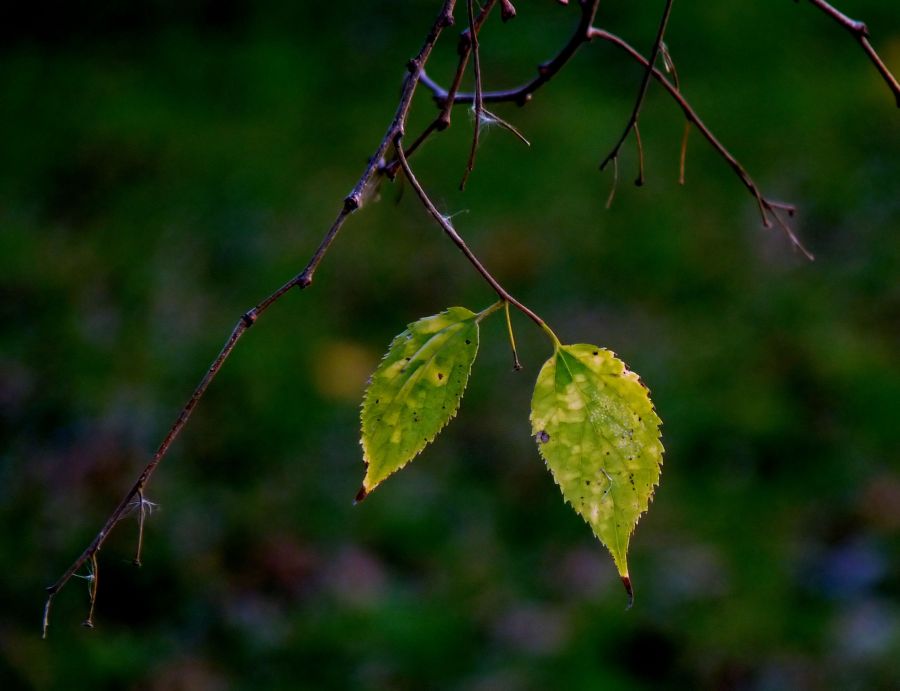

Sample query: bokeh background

[2,1,899,689]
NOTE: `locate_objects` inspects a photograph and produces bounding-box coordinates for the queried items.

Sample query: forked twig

[420,0,601,107]
[395,135,548,330]
[384,0,499,176]
[599,0,676,182]
[588,28,814,259]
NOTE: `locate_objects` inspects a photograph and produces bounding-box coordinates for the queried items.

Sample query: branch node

[458,30,472,54]
[343,194,361,212]
[241,309,258,327]
[296,272,313,289]
[500,0,517,22]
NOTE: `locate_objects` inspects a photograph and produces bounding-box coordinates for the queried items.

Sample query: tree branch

[421,15,813,258]
[598,0,675,184]
[801,0,900,107]
[394,135,548,330]
[420,0,600,107]
[588,28,813,259]
[384,0,499,177]
[42,0,459,638]
[460,0,490,189]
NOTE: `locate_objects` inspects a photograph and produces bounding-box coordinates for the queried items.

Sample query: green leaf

[359,307,480,499]
[530,344,663,597]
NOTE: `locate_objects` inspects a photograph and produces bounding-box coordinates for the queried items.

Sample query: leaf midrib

[556,348,627,566]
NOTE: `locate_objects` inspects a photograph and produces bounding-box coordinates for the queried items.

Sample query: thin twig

[384,0,499,176]
[424,15,812,256]
[605,155,619,209]
[633,122,645,187]
[659,42,691,184]
[599,0,676,175]
[504,301,523,371]
[801,0,900,107]
[394,135,548,330]
[82,554,98,628]
[460,0,486,190]
[133,489,146,567]
[589,28,813,259]
[420,0,601,106]
[42,0,459,638]
[678,121,690,185]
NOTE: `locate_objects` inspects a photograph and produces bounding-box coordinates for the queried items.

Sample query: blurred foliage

[1,1,899,689]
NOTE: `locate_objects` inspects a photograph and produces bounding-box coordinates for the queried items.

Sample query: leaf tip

[621,575,634,610]
[353,485,369,505]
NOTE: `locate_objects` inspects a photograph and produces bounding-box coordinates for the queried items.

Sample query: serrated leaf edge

[358,308,480,498]
[530,345,665,577]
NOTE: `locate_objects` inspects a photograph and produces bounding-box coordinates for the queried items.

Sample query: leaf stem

[395,139,566,354]
[503,301,523,371]
[540,321,562,351]
[475,300,505,322]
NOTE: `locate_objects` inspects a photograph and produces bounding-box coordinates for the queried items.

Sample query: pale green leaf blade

[359,307,480,498]
[530,344,663,594]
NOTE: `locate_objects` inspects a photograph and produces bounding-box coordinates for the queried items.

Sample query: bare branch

[422,10,812,257]
[599,0,676,181]
[384,0,498,176]
[42,0,459,637]
[801,0,900,106]
[420,0,601,106]
[589,28,813,259]
[460,0,488,190]
[394,135,548,330]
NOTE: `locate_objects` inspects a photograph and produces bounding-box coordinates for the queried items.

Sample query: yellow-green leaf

[530,344,663,598]
[359,307,480,499]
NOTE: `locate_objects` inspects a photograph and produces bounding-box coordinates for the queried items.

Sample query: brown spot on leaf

[537,430,550,444]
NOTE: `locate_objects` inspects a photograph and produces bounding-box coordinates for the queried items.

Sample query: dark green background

[2,2,898,689]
